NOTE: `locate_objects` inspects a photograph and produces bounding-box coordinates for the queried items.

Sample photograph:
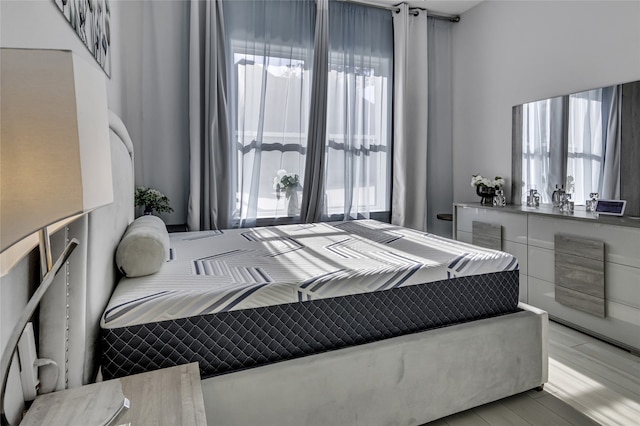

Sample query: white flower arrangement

[273,169,300,193]
[471,174,505,189]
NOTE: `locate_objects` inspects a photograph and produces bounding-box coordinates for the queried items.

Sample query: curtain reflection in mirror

[522,96,566,204]
[521,85,620,206]
[567,86,621,204]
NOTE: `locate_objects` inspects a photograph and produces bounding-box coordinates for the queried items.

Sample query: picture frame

[54,0,111,77]
[595,199,627,216]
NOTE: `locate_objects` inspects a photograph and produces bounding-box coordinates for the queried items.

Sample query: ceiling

[366,0,485,16]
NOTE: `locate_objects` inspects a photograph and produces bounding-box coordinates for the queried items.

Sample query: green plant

[135,187,174,214]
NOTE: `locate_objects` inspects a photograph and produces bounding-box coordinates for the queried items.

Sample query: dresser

[454,203,640,353]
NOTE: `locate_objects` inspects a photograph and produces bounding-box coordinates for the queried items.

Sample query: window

[224,0,393,225]
[232,51,311,220]
[324,66,392,219]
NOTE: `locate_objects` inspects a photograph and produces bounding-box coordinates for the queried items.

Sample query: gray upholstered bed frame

[55,112,548,425]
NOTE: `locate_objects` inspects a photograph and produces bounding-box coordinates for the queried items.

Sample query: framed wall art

[54,0,111,77]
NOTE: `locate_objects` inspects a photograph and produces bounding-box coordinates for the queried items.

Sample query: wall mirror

[512,80,640,217]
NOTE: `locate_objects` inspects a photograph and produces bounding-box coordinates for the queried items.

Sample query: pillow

[115,215,170,277]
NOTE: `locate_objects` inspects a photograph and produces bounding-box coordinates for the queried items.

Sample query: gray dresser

[454,203,640,353]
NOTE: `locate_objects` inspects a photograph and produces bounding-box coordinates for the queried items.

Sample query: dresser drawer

[528,277,640,350]
[455,207,527,245]
[529,245,640,310]
[528,215,640,268]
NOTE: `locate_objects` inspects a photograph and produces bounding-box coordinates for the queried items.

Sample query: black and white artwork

[54,0,111,77]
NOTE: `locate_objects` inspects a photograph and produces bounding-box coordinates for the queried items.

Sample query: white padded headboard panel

[83,111,134,382]
[39,111,134,389]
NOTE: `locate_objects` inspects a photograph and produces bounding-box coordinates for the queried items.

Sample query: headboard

[39,111,134,390]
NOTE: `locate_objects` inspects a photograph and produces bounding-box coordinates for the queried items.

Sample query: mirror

[512,80,640,217]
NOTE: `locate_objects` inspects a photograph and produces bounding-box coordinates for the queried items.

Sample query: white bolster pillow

[116,215,170,277]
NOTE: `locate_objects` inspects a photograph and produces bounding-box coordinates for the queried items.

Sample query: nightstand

[20,363,207,426]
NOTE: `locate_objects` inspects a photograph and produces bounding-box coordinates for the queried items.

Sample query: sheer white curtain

[392,5,428,231]
[568,87,620,202]
[324,1,393,221]
[522,96,566,204]
[568,89,603,203]
[522,99,552,203]
[223,0,316,227]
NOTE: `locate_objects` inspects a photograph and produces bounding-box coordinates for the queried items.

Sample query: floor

[428,321,640,426]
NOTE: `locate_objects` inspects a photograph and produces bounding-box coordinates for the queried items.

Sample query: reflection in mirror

[521,85,621,205]
[513,79,640,217]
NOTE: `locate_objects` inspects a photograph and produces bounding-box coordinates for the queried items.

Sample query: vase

[493,189,506,207]
[285,188,299,216]
[476,185,497,205]
[144,206,153,215]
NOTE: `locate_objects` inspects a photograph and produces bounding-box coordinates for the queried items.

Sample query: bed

[58,112,548,425]
[100,220,521,381]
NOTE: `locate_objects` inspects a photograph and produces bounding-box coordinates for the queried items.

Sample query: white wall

[451,0,640,203]
[0,0,134,116]
[136,0,190,225]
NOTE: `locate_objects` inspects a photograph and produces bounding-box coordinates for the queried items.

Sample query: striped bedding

[101,220,518,330]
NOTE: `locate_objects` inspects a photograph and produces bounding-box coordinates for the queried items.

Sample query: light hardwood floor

[428,321,640,426]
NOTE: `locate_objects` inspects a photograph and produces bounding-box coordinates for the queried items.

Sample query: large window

[224,0,392,225]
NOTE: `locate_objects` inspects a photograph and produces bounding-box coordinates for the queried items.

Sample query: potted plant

[135,187,174,215]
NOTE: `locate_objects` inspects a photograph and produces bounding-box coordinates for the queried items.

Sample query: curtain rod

[339,0,461,22]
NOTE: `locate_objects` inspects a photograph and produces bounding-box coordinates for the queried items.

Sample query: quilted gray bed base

[201,303,548,426]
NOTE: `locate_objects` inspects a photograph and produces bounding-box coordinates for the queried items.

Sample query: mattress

[100,220,520,380]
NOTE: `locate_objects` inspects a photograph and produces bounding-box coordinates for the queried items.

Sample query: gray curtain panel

[549,96,567,201]
[188,0,232,231]
[300,0,329,223]
[392,5,429,231]
[600,85,621,199]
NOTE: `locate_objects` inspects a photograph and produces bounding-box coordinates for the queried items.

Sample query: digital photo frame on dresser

[595,199,626,216]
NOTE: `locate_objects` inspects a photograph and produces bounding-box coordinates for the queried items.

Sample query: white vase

[285,188,299,216]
